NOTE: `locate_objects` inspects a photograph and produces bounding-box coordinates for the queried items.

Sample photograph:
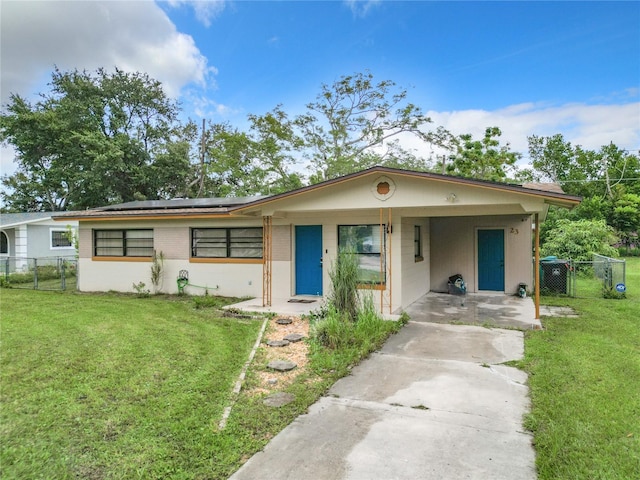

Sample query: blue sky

[163,1,639,112]
[2,1,639,176]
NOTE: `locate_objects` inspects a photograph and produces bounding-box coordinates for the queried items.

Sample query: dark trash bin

[447,274,466,296]
[540,259,569,293]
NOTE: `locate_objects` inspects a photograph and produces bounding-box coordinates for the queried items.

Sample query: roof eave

[230,166,583,213]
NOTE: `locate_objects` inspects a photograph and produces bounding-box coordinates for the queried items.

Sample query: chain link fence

[539,257,572,295]
[592,254,626,298]
[2,256,78,291]
[539,255,626,298]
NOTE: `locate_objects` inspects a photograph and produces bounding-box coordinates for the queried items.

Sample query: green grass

[523,257,640,479]
[0,290,262,479]
[0,290,406,479]
[307,299,407,378]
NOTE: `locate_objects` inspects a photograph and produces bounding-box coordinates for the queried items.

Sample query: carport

[228,290,540,330]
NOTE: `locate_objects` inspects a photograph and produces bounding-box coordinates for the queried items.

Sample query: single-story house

[56,167,580,314]
[1,212,78,272]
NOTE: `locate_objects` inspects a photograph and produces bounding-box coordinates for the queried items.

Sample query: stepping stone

[267,360,297,371]
[283,333,305,343]
[263,392,295,407]
[276,317,293,325]
[266,339,290,347]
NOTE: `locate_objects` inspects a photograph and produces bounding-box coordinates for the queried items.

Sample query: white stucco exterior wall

[430,215,533,294]
[400,217,431,309]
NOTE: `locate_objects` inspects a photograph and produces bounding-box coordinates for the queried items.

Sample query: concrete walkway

[230,317,537,479]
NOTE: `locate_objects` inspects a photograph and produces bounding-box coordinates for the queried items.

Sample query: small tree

[541,219,619,261]
[150,251,165,293]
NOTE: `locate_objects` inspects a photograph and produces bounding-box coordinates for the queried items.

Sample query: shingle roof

[0,211,73,228]
[54,167,582,221]
[54,207,231,219]
[521,182,566,194]
[95,195,269,212]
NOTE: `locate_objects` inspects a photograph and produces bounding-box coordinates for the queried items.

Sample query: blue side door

[295,225,323,295]
[478,229,505,291]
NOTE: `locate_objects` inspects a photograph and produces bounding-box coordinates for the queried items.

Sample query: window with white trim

[191,228,263,258]
[94,229,154,257]
[51,229,73,249]
[338,224,386,284]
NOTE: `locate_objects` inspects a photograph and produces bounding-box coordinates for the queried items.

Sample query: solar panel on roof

[97,195,269,211]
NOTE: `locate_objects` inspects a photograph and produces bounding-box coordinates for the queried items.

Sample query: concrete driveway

[230,316,536,479]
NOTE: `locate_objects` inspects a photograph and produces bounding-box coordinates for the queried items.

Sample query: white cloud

[0,0,217,179]
[427,102,640,161]
[1,145,17,179]
[166,0,227,27]
[187,93,240,120]
[343,0,382,18]
[380,101,639,171]
[0,0,214,103]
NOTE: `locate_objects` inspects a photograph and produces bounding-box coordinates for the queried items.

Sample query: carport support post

[534,213,540,319]
[262,215,272,307]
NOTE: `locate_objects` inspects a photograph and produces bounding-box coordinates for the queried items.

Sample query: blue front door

[478,229,505,291]
[295,225,323,295]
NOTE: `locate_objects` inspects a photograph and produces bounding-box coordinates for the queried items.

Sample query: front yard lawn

[523,257,640,479]
[0,290,263,479]
[1,289,402,479]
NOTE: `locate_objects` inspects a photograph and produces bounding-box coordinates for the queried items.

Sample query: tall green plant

[328,250,360,321]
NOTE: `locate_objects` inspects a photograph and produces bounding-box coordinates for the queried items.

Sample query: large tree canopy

[528,134,640,253]
[189,107,304,199]
[1,68,189,211]
[4,66,636,234]
[446,127,520,181]
[528,134,640,199]
[540,218,619,261]
[296,72,435,183]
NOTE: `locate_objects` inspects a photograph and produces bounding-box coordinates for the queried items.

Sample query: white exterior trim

[15,225,27,270]
[49,227,75,250]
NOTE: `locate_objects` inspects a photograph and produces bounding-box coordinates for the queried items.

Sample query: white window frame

[50,228,74,250]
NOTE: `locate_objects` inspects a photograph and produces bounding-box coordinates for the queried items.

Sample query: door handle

[319,257,323,268]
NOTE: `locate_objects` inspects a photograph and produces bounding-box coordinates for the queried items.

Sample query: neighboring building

[0,212,79,272]
[56,167,580,314]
